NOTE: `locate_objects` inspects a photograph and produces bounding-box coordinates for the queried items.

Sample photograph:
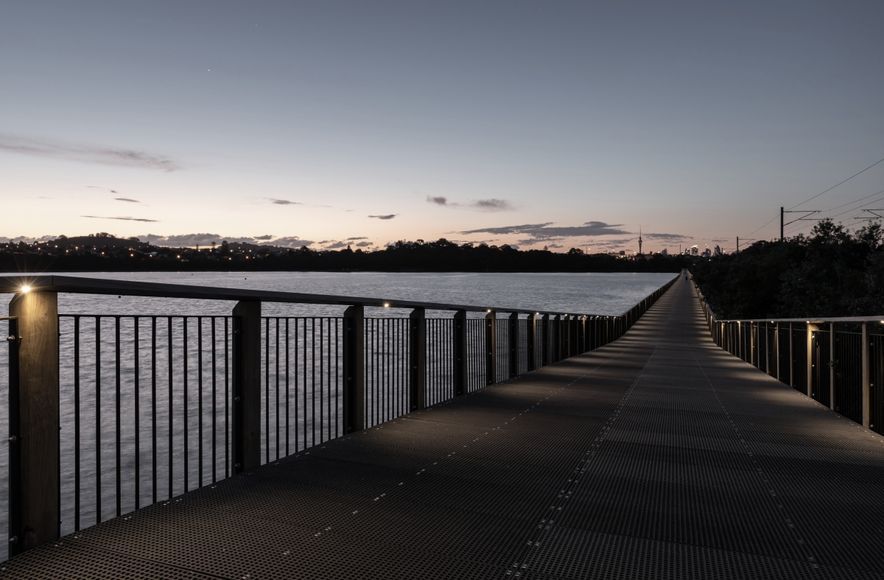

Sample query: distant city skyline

[2,1,883,254]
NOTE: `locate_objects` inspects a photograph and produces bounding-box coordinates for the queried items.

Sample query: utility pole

[780,206,784,242]
[736,236,739,253]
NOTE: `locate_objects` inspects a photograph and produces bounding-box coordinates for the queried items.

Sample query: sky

[2,0,883,253]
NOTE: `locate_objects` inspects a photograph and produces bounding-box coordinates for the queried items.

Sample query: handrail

[0,274,677,318]
[692,277,879,436]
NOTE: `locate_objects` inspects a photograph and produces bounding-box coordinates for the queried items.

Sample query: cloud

[269,198,301,205]
[426,196,513,211]
[114,197,141,203]
[459,221,629,241]
[268,236,315,248]
[134,233,315,248]
[472,198,512,211]
[323,241,349,249]
[355,241,372,247]
[346,236,368,241]
[0,134,179,171]
[82,215,159,223]
[643,232,689,242]
[369,214,397,220]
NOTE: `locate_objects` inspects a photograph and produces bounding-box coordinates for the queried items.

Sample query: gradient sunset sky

[2,1,883,253]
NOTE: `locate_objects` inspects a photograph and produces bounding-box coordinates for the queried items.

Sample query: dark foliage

[0,234,687,273]
[691,220,884,318]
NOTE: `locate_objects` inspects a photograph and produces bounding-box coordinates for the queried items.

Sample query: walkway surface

[4,278,884,579]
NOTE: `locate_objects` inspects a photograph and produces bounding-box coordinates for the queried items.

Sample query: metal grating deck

[4,277,884,579]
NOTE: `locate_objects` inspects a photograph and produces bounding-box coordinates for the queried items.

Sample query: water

[0,270,674,560]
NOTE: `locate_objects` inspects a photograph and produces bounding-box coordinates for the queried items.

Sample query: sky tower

[638,227,643,255]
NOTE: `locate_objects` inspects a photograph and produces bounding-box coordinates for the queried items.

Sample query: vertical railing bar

[197,317,203,487]
[318,318,325,443]
[73,316,81,531]
[294,318,303,453]
[134,316,141,510]
[151,316,157,504]
[285,318,290,456]
[168,317,173,500]
[264,318,269,464]
[183,317,189,493]
[211,317,218,483]
[327,318,332,441]
[302,318,307,450]
[115,316,121,518]
[224,316,230,478]
[311,317,317,446]
[275,318,280,460]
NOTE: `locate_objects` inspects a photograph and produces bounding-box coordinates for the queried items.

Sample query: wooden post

[541,314,550,366]
[508,313,519,378]
[862,322,870,428]
[232,300,261,473]
[343,306,365,433]
[485,310,496,385]
[409,308,426,411]
[526,313,537,371]
[453,310,466,396]
[9,289,60,551]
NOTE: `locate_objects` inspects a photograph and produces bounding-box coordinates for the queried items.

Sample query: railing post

[829,322,835,410]
[862,322,870,428]
[579,316,586,353]
[508,313,519,378]
[343,305,365,433]
[765,323,771,374]
[232,300,261,473]
[526,313,537,371]
[553,315,562,360]
[541,314,550,366]
[9,289,59,551]
[750,322,756,366]
[485,310,496,385]
[409,308,426,410]
[806,323,814,397]
[453,310,466,396]
[774,323,780,381]
[788,322,794,387]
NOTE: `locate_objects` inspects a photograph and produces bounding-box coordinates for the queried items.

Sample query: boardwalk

[4,277,884,579]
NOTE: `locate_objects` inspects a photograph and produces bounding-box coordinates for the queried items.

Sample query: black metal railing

[695,283,884,436]
[0,273,676,561]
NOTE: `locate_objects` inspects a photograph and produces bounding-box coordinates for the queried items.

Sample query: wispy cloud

[369,214,397,220]
[459,221,629,241]
[346,236,368,241]
[426,196,513,211]
[82,215,159,223]
[114,197,141,203]
[472,198,512,211]
[135,233,315,248]
[0,134,179,171]
[269,198,301,205]
[644,232,689,242]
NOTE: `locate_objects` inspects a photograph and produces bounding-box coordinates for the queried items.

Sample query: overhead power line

[787,154,884,211]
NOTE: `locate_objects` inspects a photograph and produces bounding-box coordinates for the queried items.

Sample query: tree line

[691,220,883,318]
